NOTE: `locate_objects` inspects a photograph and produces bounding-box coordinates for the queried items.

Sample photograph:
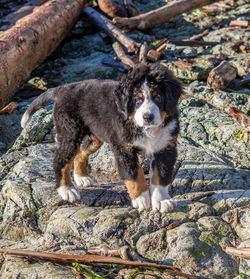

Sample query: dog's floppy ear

[114,81,129,119]
[149,64,182,115]
[163,76,182,115]
[114,63,150,118]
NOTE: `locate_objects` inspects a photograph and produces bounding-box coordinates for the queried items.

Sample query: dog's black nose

[143,113,154,123]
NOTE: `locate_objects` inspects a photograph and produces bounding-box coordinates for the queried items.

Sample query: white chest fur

[133,119,177,154]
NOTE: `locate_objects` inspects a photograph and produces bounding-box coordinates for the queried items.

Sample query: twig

[83,7,140,53]
[229,20,249,28]
[0,248,197,279]
[88,244,119,257]
[191,191,215,202]
[190,29,209,40]
[225,247,250,259]
[168,39,218,47]
[0,101,18,114]
[112,42,135,67]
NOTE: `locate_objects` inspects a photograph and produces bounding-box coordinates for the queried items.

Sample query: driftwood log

[207,61,236,90]
[97,0,139,18]
[83,7,140,53]
[0,248,197,279]
[113,0,220,32]
[0,0,90,109]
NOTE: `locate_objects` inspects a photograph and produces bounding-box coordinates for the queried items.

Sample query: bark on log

[113,0,220,32]
[139,42,148,63]
[97,0,139,18]
[0,0,90,109]
[112,42,135,68]
[207,61,236,90]
[83,7,140,53]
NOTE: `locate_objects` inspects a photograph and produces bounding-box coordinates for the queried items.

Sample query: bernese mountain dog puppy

[21,63,182,212]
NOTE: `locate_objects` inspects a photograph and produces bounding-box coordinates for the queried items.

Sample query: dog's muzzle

[143,113,154,124]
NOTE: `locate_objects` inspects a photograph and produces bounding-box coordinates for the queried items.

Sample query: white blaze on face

[134,81,162,127]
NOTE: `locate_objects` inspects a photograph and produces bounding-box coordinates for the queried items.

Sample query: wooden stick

[169,39,218,47]
[0,248,197,279]
[190,29,209,40]
[0,0,90,109]
[139,41,148,63]
[229,20,249,28]
[112,42,135,68]
[153,37,217,48]
[225,247,250,259]
[83,7,140,53]
[113,0,220,32]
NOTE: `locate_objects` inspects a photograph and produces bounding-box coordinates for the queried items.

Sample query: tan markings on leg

[60,158,74,186]
[124,164,148,200]
[74,136,102,177]
[152,166,160,185]
[152,166,168,187]
[160,111,168,121]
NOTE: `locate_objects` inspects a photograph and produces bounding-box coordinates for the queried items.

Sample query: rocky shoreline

[0,0,249,278]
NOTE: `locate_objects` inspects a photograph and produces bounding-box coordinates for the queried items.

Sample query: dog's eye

[153,93,161,103]
[137,92,143,99]
[152,91,157,97]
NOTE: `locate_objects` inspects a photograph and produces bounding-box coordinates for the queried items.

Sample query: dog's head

[114,63,182,128]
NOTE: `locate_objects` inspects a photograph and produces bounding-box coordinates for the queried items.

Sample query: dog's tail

[21,88,55,128]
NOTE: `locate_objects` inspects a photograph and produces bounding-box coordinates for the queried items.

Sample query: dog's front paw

[74,174,95,187]
[150,185,177,212]
[57,186,81,202]
[132,190,151,212]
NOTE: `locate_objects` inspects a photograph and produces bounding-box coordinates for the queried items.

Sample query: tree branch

[83,6,140,53]
[0,248,197,279]
[113,0,220,32]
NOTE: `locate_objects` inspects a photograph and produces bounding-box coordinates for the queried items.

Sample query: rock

[1,256,75,279]
[233,207,250,241]
[237,240,250,279]
[179,98,250,168]
[10,105,53,151]
[187,81,249,112]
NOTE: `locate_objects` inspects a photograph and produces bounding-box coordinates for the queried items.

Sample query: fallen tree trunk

[0,0,90,109]
[113,0,219,32]
[83,7,140,53]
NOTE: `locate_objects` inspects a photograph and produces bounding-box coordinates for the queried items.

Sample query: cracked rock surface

[0,0,249,278]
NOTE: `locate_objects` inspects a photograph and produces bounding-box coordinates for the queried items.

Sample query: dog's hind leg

[54,113,86,202]
[112,145,150,212]
[73,135,102,187]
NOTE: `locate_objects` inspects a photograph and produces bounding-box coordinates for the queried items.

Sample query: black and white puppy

[21,63,182,212]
